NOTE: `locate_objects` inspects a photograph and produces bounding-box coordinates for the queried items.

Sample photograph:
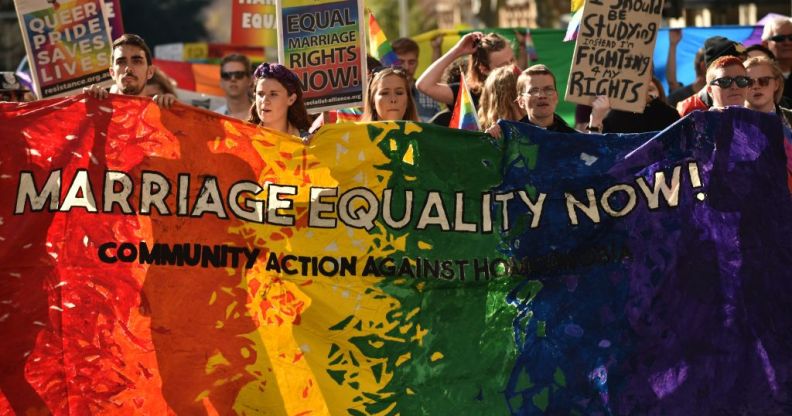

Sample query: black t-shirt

[602,98,680,134]
[519,114,577,133]
[667,84,695,108]
[448,82,481,112]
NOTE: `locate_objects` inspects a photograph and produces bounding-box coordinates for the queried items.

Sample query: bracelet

[586,124,601,132]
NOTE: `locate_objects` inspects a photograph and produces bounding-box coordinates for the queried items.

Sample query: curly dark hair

[247,63,310,131]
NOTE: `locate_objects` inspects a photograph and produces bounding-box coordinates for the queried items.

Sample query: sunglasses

[751,76,776,87]
[221,71,248,81]
[770,34,792,42]
[709,76,753,88]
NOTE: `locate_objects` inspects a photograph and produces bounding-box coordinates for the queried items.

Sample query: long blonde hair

[477,65,522,131]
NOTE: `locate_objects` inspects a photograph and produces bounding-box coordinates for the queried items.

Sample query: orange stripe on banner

[193,64,225,96]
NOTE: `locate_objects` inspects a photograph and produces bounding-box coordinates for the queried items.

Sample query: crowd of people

[4,17,792,140]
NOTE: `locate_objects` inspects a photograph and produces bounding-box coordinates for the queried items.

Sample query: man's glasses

[709,76,753,88]
[751,76,775,87]
[770,34,792,43]
[522,87,556,96]
[221,71,248,81]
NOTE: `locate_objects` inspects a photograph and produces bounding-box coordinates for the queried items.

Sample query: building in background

[434,0,790,29]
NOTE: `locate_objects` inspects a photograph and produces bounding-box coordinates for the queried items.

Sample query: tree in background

[368,0,437,39]
[121,0,213,46]
[0,0,25,70]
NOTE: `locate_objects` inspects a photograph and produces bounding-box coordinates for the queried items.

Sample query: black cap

[704,36,744,67]
[0,72,27,91]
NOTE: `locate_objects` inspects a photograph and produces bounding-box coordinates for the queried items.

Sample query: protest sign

[14,0,114,98]
[153,42,209,62]
[565,0,664,112]
[1,95,791,415]
[232,0,277,48]
[104,0,123,38]
[277,0,365,112]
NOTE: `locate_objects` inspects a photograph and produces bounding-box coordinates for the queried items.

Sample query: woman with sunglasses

[705,56,752,109]
[743,57,792,126]
[248,63,311,138]
[361,66,418,122]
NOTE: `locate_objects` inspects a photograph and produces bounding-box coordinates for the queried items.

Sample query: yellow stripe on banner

[206,122,424,414]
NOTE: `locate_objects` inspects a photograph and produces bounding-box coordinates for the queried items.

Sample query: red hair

[706,56,745,82]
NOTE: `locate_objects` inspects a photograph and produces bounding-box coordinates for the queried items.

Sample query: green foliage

[367,0,436,38]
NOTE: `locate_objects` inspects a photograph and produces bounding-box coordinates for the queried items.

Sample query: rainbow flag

[334,107,364,122]
[564,7,585,42]
[2,96,792,415]
[367,11,398,66]
[449,77,480,131]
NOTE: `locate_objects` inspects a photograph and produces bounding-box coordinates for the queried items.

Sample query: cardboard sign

[565,0,664,113]
[277,0,366,113]
[14,0,113,98]
[231,0,277,48]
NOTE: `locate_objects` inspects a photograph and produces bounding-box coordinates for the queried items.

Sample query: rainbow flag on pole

[449,77,480,131]
[367,11,398,66]
[564,7,585,42]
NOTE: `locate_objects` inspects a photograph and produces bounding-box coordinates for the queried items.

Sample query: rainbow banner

[1,96,791,415]
[14,0,114,98]
[449,77,480,131]
[277,0,366,112]
[367,10,398,66]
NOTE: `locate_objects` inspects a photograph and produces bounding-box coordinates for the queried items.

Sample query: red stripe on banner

[153,60,197,92]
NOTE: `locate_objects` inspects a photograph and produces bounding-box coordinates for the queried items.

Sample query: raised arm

[666,29,683,93]
[416,32,482,106]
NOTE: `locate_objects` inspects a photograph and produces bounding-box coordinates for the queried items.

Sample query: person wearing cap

[762,17,792,103]
[83,33,177,108]
[0,72,34,102]
[677,36,745,116]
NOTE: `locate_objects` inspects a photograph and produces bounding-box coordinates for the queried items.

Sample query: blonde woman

[478,65,523,136]
[743,56,792,126]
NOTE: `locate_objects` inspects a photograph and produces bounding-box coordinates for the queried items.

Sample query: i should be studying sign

[565,0,664,113]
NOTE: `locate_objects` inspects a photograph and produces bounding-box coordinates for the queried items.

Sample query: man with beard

[213,54,253,120]
[84,34,176,108]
